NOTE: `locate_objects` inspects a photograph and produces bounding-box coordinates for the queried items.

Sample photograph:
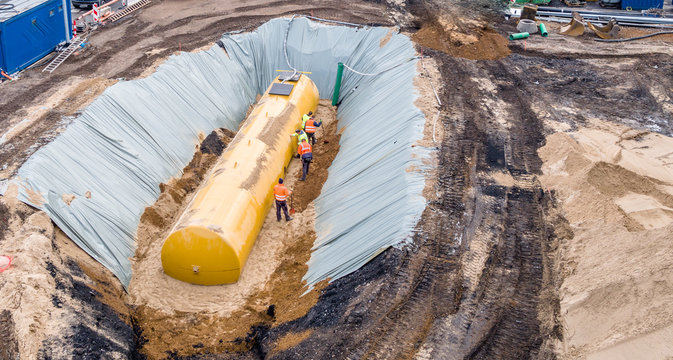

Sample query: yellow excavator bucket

[161,74,319,285]
[587,19,620,39]
[559,12,586,37]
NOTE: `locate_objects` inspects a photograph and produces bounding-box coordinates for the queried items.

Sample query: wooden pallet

[107,0,151,22]
[42,38,86,73]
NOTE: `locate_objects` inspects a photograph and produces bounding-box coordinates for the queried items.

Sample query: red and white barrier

[72,19,77,38]
[92,3,99,23]
[76,0,124,21]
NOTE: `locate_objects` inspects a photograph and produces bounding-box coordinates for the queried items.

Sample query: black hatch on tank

[269,83,294,96]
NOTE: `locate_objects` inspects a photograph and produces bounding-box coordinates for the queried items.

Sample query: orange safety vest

[304,119,317,133]
[274,184,290,201]
[298,142,312,155]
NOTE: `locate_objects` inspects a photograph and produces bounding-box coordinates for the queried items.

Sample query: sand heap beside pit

[538,120,673,358]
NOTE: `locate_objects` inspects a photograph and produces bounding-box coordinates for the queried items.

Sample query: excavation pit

[5,16,430,358]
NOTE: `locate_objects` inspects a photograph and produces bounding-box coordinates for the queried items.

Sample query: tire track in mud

[358,52,551,358]
[415,57,552,359]
[347,64,478,359]
[0,310,20,359]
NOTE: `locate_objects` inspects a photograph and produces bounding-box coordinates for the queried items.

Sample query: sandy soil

[414,56,444,149]
[411,11,511,61]
[2,0,673,358]
[0,186,59,359]
[0,184,132,359]
[538,119,673,359]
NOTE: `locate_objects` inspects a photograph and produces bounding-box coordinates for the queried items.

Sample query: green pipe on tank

[539,23,548,37]
[509,32,530,40]
[332,62,344,106]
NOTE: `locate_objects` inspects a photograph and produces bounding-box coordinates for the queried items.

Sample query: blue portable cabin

[0,0,73,74]
[621,0,664,9]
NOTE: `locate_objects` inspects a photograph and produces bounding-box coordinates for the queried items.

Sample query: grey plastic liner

[9,17,427,288]
[12,50,254,286]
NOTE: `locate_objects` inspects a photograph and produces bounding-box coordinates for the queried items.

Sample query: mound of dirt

[538,120,673,358]
[200,128,236,155]
[412,15,510,60]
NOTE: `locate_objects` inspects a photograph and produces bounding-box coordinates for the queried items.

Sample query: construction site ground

[1,0,672,359]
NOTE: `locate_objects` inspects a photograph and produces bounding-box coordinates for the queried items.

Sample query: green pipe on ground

[539,23,548,37]
[509,32,530,40]
[332,62,344,106]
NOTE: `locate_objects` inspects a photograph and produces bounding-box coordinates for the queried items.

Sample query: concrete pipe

[161,75,319,285]
[517,19,539,34]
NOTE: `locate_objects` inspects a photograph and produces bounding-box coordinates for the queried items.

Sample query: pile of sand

[0,183,131,359]
[0,187,57,358]
[538,120,673,359]
[411,14,510,60]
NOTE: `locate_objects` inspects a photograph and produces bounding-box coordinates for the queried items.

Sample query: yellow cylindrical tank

[161,75,319,285]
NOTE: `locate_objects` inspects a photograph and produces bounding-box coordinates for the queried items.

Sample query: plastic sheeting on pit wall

[10,50,255,286]
[8,17,427,289]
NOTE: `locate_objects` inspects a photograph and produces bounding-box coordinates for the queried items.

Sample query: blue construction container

[0,0,72,74]
[621,0,664,9]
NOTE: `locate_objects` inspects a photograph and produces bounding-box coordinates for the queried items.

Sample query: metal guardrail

[536,5,673,17]
[536,9,673,24]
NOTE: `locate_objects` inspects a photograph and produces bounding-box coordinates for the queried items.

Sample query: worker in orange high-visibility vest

[302,111,313,129]
[298,138,313,181]
[303,116,322,145]
[273,178,293,222]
